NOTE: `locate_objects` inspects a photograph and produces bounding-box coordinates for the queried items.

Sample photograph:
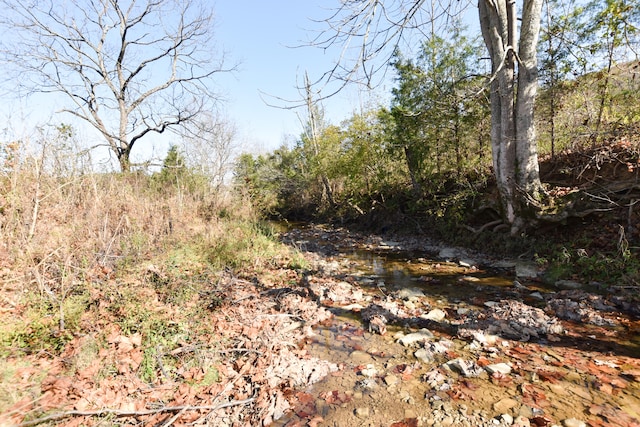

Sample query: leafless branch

[15,398,256,427]
[0,0,236,171]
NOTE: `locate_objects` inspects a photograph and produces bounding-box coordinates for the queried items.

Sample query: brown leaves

[392,363,420,381]
[390,418,419,427]
[319,390,352,405]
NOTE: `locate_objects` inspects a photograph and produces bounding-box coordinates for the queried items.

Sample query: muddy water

[276,225,640,427]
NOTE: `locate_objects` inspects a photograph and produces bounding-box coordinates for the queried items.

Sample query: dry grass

[0,138,309,420]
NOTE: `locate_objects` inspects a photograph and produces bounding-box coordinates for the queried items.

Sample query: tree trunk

[479,0,544,233]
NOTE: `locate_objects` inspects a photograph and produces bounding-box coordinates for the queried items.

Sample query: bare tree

[312,0,545,233]
[0,0,234,172]
[181,112,239,192]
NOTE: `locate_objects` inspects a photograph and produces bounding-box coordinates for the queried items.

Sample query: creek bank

[275,224,640,427]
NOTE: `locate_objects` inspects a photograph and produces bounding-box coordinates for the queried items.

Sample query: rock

[493,398,519,413]
[515,262,539,279]
[340,303,366,311]
[486,363,512,375]
[384,374,399,386]
[513,280,528,290]
[530,292,544,300]
[403,300,417,310]
[513,415,531,427]
[414,348,435,363]
[349,350,374,365]
[439,247,459,260]
[444,358,484,377]
[457,307,471,315]
[459,258,477,268]
[397,287,425,301]
[562,419,586,427]
[355,407,370,418]
[421,308,446,322]
[555,280,583,290]
[484,301,499,308]
[398,329,435,346]
[493,260,517,269]
[500,413,514,425]
[359,364,377,377]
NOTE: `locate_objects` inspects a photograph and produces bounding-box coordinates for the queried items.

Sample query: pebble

[398,329,435,346]
[493,398,519,413]
[486,363,512,375]
[562,419,586,427]
[513,416,531,427]
[355,407,370,418]
[414,348,435,363]
[500,413,514,425]
[421,308,447,321]
[555,280,583,290]
[359,364,377,377]
[384,374,399,386]
[515,262,539,278]
[397,287,425,301]
[349,350,374,364]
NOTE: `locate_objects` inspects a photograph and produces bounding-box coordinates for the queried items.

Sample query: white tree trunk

[479,0,544,231]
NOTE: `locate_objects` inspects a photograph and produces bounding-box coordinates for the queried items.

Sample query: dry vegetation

[0,137,332,426]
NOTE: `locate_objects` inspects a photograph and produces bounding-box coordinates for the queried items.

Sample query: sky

[212,1,387,153]
[1,0,477,168]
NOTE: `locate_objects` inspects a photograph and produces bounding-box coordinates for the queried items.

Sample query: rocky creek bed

[274,224,640,427]
[5,224,637,427]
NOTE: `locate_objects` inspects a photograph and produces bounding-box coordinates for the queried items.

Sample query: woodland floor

[0,141,638,427]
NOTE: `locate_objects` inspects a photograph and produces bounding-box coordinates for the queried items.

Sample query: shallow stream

[275,224,640,427]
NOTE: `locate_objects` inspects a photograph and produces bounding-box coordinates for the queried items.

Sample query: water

[275,224,640,427]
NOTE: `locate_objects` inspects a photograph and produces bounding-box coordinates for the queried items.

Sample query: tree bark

[479,0,544,233]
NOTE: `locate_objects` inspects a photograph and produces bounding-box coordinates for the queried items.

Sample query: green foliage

[152,144,211,197]
[387,29,489,197]
[0,291,89,356]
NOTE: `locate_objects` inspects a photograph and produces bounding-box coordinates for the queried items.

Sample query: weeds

[0,136,304,415]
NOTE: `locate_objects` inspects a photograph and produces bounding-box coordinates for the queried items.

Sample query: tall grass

[0,133,287,358]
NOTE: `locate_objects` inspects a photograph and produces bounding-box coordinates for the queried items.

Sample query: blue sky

[1,0,478,166]
[213,1,385,153]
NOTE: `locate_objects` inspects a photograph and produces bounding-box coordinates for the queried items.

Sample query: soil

[1,142,638,427]
[271,224,640,427]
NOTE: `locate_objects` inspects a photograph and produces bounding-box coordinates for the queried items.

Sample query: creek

[274,224,640,427]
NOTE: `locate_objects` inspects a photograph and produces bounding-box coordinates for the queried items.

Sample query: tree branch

[16,398,255,427]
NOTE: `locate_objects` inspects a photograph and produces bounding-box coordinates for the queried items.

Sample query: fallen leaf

[390,418,418,427]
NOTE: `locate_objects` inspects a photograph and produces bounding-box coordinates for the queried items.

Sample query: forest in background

[234,0,640,285]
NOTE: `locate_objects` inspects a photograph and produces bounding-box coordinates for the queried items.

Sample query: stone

[355,407,370,418]
[444,358,484,377]
[515,262,539,279]
[384,374,399,386]
[398,329,435,346]
[530,292,544,300]
[562,419,586,427]
[397,287,425,301]
[438,247,459,260]
[360,364,377,377]
[414,348,434,363]
[501,414,514,425]
[513,416,531,427]
[493,398,519,413]
[486,363,512,375]
[404,301,417,310]
[421,308,446,322]
[459,258,477,268]
[349,350,374,364]
[555,280,583,290]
